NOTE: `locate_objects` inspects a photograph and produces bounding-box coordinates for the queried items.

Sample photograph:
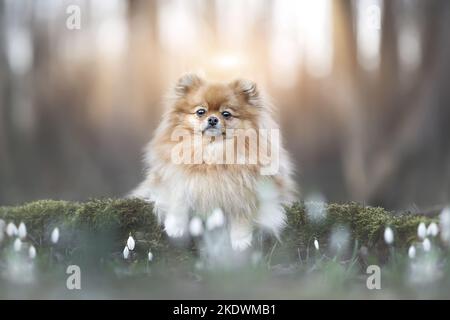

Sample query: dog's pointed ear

[175,73,204,96]
[230,79,260,105]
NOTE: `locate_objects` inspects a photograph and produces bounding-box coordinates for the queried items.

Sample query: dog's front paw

[230,233,253,251]
[164,214,187,238]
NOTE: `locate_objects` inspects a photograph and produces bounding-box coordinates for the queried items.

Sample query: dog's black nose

[208,116,219,127]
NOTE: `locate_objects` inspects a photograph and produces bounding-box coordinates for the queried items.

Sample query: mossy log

[0,199,434,263]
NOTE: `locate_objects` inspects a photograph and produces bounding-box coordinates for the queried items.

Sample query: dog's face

[169,74,261,137]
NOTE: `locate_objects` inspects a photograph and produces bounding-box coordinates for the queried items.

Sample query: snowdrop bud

[18,222,27,239]
[206,208,225,230]
[29,245,36,259]
[314,239,319,250]
[329,226,350,253]
[51,227,60,244]
[384,227,394,245]
[417,222,427,240]
[0,220,5,243]
[251,251,262,266]
[189,217,204,237]
[13,238,22,252]
[127,235,135,251]
[123,246,129,259]
[440,207,450,244]
[408,245,416,259]
[427,222,439,237]
[6,222,18,237]
[195,261,204,270]
[305,194,327,223]
[423,238,431,252]
[148,251,153,262]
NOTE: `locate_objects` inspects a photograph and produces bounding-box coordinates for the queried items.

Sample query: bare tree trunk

[366,1,450,207]
[332,0,371,201]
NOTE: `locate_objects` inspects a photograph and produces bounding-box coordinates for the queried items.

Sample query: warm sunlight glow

[213,54,243,69]
[157,0,200,55]
[270,0,303,88]
[356,0,383,71]
[398,22,421,74]
[91,0,128,58]
[270,0,333,87]
[299,0,333,78]
[215,0,263,48]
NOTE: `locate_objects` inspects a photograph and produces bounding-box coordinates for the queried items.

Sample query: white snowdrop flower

[206,208,225,231]
[18,222,27,239]
[127,235,135,251]
[51,227,60,244]
[408,254,442,285]
[123,246,130,259]
[13,238,22,252]
[417,222,427,240]
[195,260,204,270]
[29,245,36,259]
[384,227,394,245]
[6,222,18,237]
[408,245,416,259]
[0,220,5,243]
[251,251,263,266]
[305,193,327,223]
[148,251,153,262]
[329,226,350,254]
[189,217,204,237]
[440,207,450,244]
[314,239,319,250]
[423,238,431,252]
[427,222,439,237]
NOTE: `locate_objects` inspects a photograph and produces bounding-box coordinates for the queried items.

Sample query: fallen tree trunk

[0,199,434,263]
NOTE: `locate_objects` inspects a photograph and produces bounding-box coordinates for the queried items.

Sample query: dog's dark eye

[222,111,232,119]
[196,108,206,117]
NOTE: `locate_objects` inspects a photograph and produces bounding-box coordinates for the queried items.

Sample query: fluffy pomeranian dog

[131,74,296,250]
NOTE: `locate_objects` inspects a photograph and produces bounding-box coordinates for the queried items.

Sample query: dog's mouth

[203,126,223,137]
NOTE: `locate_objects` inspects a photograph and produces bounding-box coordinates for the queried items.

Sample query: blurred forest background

[0,0,449,211]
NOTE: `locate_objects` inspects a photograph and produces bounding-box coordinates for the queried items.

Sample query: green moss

[0,199,435,263]
[276,202,436,263]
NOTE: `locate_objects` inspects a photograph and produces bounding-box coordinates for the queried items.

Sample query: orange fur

[131,74,297,250]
